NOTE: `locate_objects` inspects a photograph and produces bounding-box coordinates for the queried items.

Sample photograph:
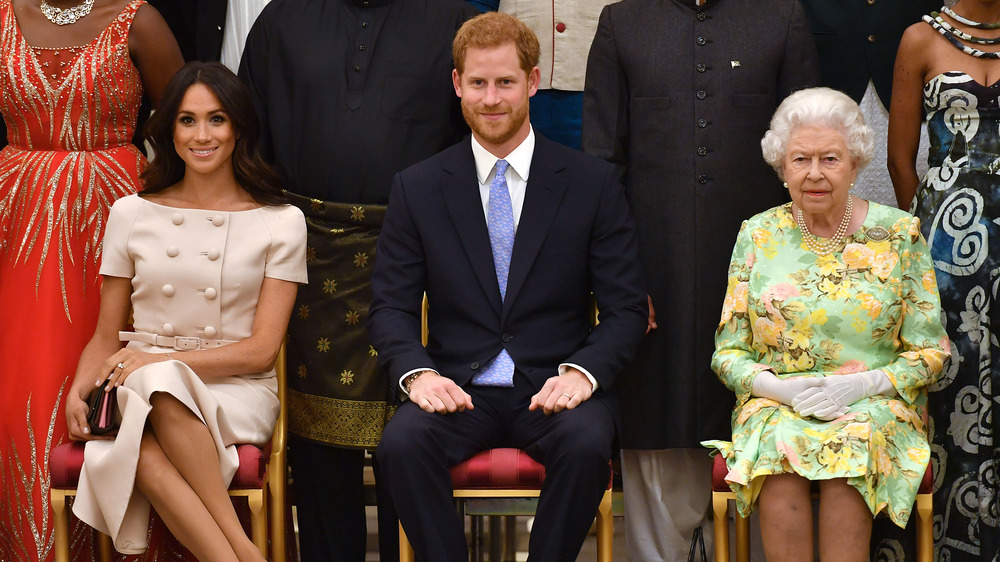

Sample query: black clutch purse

[86,379,120,435]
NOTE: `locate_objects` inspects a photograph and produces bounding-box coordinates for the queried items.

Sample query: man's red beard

[461,100,529,147]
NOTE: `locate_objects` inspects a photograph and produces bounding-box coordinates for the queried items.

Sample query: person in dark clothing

[238,0,477,559]
[582,0,820,558]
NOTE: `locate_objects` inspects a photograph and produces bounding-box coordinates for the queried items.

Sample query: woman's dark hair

[140,61,286,205]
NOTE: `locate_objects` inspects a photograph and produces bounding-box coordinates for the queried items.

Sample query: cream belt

[119,331,237,350]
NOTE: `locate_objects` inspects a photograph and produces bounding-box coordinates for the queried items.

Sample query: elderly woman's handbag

[86,379,120,435]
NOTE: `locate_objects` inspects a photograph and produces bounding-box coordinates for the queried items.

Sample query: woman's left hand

[98,349,168,390]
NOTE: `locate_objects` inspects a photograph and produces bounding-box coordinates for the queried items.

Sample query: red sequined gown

[0,1,146,560]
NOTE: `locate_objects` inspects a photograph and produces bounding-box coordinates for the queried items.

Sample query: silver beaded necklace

[40,0,95,26]
[795,195,853,255]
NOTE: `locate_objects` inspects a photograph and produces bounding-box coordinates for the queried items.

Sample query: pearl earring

[783,182,789,189]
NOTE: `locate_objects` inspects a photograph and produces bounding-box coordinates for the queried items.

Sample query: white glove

[751,371,823,406]
[791,369,897,421]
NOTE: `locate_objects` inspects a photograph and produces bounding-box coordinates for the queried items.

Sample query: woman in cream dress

[64,62,306,561]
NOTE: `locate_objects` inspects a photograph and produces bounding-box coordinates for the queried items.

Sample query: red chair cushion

[451,448,546,490]
[49,441,270,490]
[711,452,934,494]
[51,442,86,488]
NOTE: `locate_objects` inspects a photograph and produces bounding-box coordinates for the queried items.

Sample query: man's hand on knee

[529,368,594,415]
[409,372,474,414]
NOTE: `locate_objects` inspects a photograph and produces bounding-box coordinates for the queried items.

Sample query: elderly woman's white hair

[761,87,874,180]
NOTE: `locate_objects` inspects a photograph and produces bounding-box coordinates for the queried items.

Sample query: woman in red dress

[0,1,181,560]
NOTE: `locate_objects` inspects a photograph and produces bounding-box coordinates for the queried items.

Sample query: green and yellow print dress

[703,202,950,527]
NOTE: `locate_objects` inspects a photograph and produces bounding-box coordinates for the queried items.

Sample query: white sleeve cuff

[559,363,599,391]
[398,368,439,396]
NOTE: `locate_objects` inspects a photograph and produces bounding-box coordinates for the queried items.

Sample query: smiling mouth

[191,148,217,156]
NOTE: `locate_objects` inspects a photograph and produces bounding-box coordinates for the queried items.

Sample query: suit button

[698,175,709,184]
[555,22,566,33]
[696,63,706,73]
[698,118,708,128]
[207,248,221,261]
[696,90,707,100]
[471,362,480,370]
[205,326,218,338]
[697,146,708,156]
[867,34,876,43]
[212,215,226,226]
[204,287,218,300]
[866,0,874,4]
[697,36,707,46]
[696,11,706,20]
[502,333,513,342]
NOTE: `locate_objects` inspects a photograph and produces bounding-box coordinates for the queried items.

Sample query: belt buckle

[173,337,201,351]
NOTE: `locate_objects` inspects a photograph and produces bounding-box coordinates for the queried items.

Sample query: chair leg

[96,532,113,562]
[712,492,730,562]
[916,492,933,562]
[51,490,70,562]
[596,489,614,562]
[399,522,415,562]
[269,478,287,562]
[247,490,267,556]
[734,508,750,562]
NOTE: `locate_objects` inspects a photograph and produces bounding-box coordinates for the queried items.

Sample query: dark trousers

[289,436,399,562]
[376,373,615,562]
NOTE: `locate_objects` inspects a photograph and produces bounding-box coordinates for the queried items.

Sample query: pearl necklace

[795,196,853,255]
[40,0,95,26]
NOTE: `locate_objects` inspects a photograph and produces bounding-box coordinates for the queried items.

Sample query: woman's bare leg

[817,478,871,562]
[135,430,240,562]
[758,473,813,561]
[147,392,264,562]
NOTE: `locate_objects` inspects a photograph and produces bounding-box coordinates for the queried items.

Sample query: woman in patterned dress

[705,87,950,561]
[0,1,181,560]
[888,2,1000,560]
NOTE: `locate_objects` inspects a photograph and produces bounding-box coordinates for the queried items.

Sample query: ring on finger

[116,362,126,371]
[561,393,572,399]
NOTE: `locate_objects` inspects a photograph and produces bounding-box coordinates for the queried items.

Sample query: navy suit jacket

[368,133,647,405]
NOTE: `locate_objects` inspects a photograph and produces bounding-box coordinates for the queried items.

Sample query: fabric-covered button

[166,246,179,257]
[162,284,175,297]
[555,22,566,33]
[204,326,218,338]
[172,213,184,225]
[207,249,221,261]
[204,287,218,300]
[162,323,175,336]
[212,215,226,226]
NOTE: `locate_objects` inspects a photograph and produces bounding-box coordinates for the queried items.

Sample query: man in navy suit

[369,11,647,561]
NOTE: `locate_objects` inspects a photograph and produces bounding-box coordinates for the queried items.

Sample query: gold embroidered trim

[287,389,395,448]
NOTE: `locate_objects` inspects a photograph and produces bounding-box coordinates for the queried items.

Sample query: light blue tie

[472,159,516,387]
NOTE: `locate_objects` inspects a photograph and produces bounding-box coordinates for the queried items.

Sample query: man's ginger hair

[453,12,540,76]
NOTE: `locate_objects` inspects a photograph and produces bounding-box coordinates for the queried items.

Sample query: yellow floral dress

[702,202,950,527]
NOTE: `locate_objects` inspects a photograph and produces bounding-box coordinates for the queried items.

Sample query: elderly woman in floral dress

[704,87,950,562]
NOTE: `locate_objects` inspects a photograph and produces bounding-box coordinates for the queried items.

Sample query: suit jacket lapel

[504,138,568,320]
[441,143,503,314]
